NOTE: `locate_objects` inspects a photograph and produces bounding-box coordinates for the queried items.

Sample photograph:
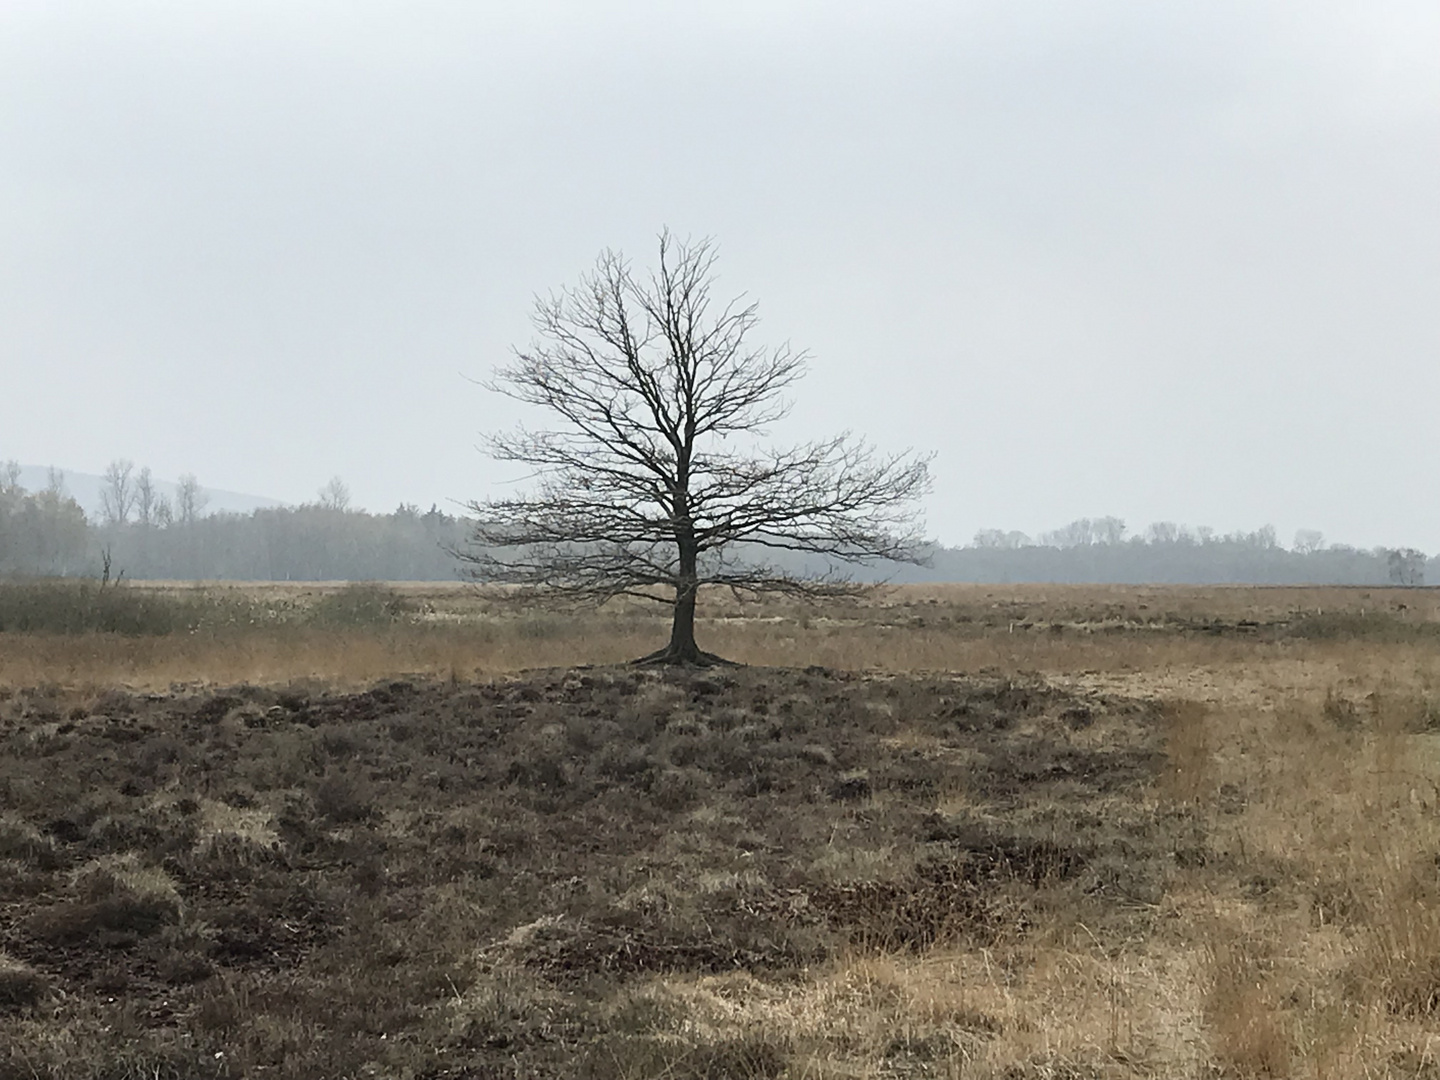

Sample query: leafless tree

[1,461,21,495]
[318,476,352,511]
[1040,517,1112,548]
[100,459,136,526]
[135,466,158,528]
[1387,548,1426,587]
[1092,516,1127,545]
[1293,528,1325,555]
[175,473,209,525]
[1145,521,1181,545]
[1249,524,1278,549]
[460,231,932,665]
[973,528,1031,550]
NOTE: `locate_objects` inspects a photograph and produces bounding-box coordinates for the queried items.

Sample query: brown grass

[7,579,1434,692]
[0,954,50,1014]
[2,582,1440,1077]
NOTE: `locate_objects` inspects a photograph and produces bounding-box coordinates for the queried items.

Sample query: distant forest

[0,463,466,582]
[912,518,1432,588]
[1,463,1432,586]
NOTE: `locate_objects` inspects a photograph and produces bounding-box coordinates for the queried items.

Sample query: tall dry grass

[6,576,1417,691]
[605,677,1440,1078]
[0,619,1363,693]
[1163,676,1440,1077]
[5,576,1434,686]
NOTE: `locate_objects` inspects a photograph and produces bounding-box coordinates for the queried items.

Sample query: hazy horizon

[4,3,1436,549]
[7,460,1433,560]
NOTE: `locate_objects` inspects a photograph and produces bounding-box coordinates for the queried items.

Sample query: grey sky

[4,2,1437,549]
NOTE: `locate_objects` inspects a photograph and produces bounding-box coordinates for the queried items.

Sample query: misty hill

[15,465,285,521]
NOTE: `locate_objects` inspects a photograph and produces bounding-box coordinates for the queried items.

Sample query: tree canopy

[462,231,932,664]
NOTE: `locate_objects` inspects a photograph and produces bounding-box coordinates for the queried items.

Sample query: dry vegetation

[3,581,1440,1078]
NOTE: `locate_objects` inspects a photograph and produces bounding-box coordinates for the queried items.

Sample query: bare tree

[1040,518,1098,548]
[318,476,352,511]
[135,466,158,528]
[1145,521,1181,545]
[100,459,136,526]
[460,231,932,665]
[1387,548,1426,587]
[1,461,20,495]
[1293,528,1325,555]
[175,473,209,525]
[1092,516,1127,545]
[1249,524,1278,550]
[973,528,1031,550]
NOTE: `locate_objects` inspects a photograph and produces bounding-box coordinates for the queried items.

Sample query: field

[3,582,1440,1078]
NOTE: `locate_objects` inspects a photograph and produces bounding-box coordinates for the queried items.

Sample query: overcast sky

[3,2,1437,549]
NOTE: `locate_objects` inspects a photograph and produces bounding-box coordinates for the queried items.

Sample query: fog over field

[3,3,1437,549]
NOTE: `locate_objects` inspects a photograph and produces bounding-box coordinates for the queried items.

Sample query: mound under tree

[462,230,931,665]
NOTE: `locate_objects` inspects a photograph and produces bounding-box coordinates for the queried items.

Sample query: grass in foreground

[2,666,1168,1077]
[2,653,1440,1076]
[3,583,1440,1077]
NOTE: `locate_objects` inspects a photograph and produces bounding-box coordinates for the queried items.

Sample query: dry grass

[6,579,1435,692]
[2,582,1440,1077]
[0,953,50,1014]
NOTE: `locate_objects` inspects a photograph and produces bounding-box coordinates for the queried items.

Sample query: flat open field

[3,583,1440,1078]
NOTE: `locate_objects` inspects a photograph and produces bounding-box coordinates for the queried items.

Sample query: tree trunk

[665,580,702,663]
[633,451,735,667]
[633,522,734,666]
[634,580,733,666]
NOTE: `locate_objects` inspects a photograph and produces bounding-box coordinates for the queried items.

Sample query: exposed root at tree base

[631,646,739,667]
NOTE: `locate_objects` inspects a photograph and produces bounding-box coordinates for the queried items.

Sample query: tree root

[631,646,739,668]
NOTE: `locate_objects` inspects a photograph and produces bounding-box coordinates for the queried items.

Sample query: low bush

[305,583,416,628]
[0,580,205,635]
[0,952,49,1013]
[0,816,61,869]
[26,853,182,944]
[1286,610,1440,643]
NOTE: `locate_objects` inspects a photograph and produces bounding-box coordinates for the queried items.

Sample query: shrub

[1287,611,1440,643]
[26,853,182,944]
[0,580,212,635]
[0,953,50,1013]
[306,583,416,627]
[314,771,377,823]
[0,816,61,870]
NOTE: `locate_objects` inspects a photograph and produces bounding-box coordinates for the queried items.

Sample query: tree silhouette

[461,231,931,665]
[100,459,136,526]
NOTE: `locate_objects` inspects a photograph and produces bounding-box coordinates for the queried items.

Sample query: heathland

[2,581,1440,1078]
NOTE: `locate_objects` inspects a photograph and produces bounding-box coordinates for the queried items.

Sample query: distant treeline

[1,464,468,581]
[1,465,1433,585]
[906,539,1433,587]
[893,517,1433,587]
[95,503,471,581]
[0,473,89,577]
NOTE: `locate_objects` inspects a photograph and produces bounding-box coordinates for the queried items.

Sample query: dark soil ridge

[0,665,1189,1080]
